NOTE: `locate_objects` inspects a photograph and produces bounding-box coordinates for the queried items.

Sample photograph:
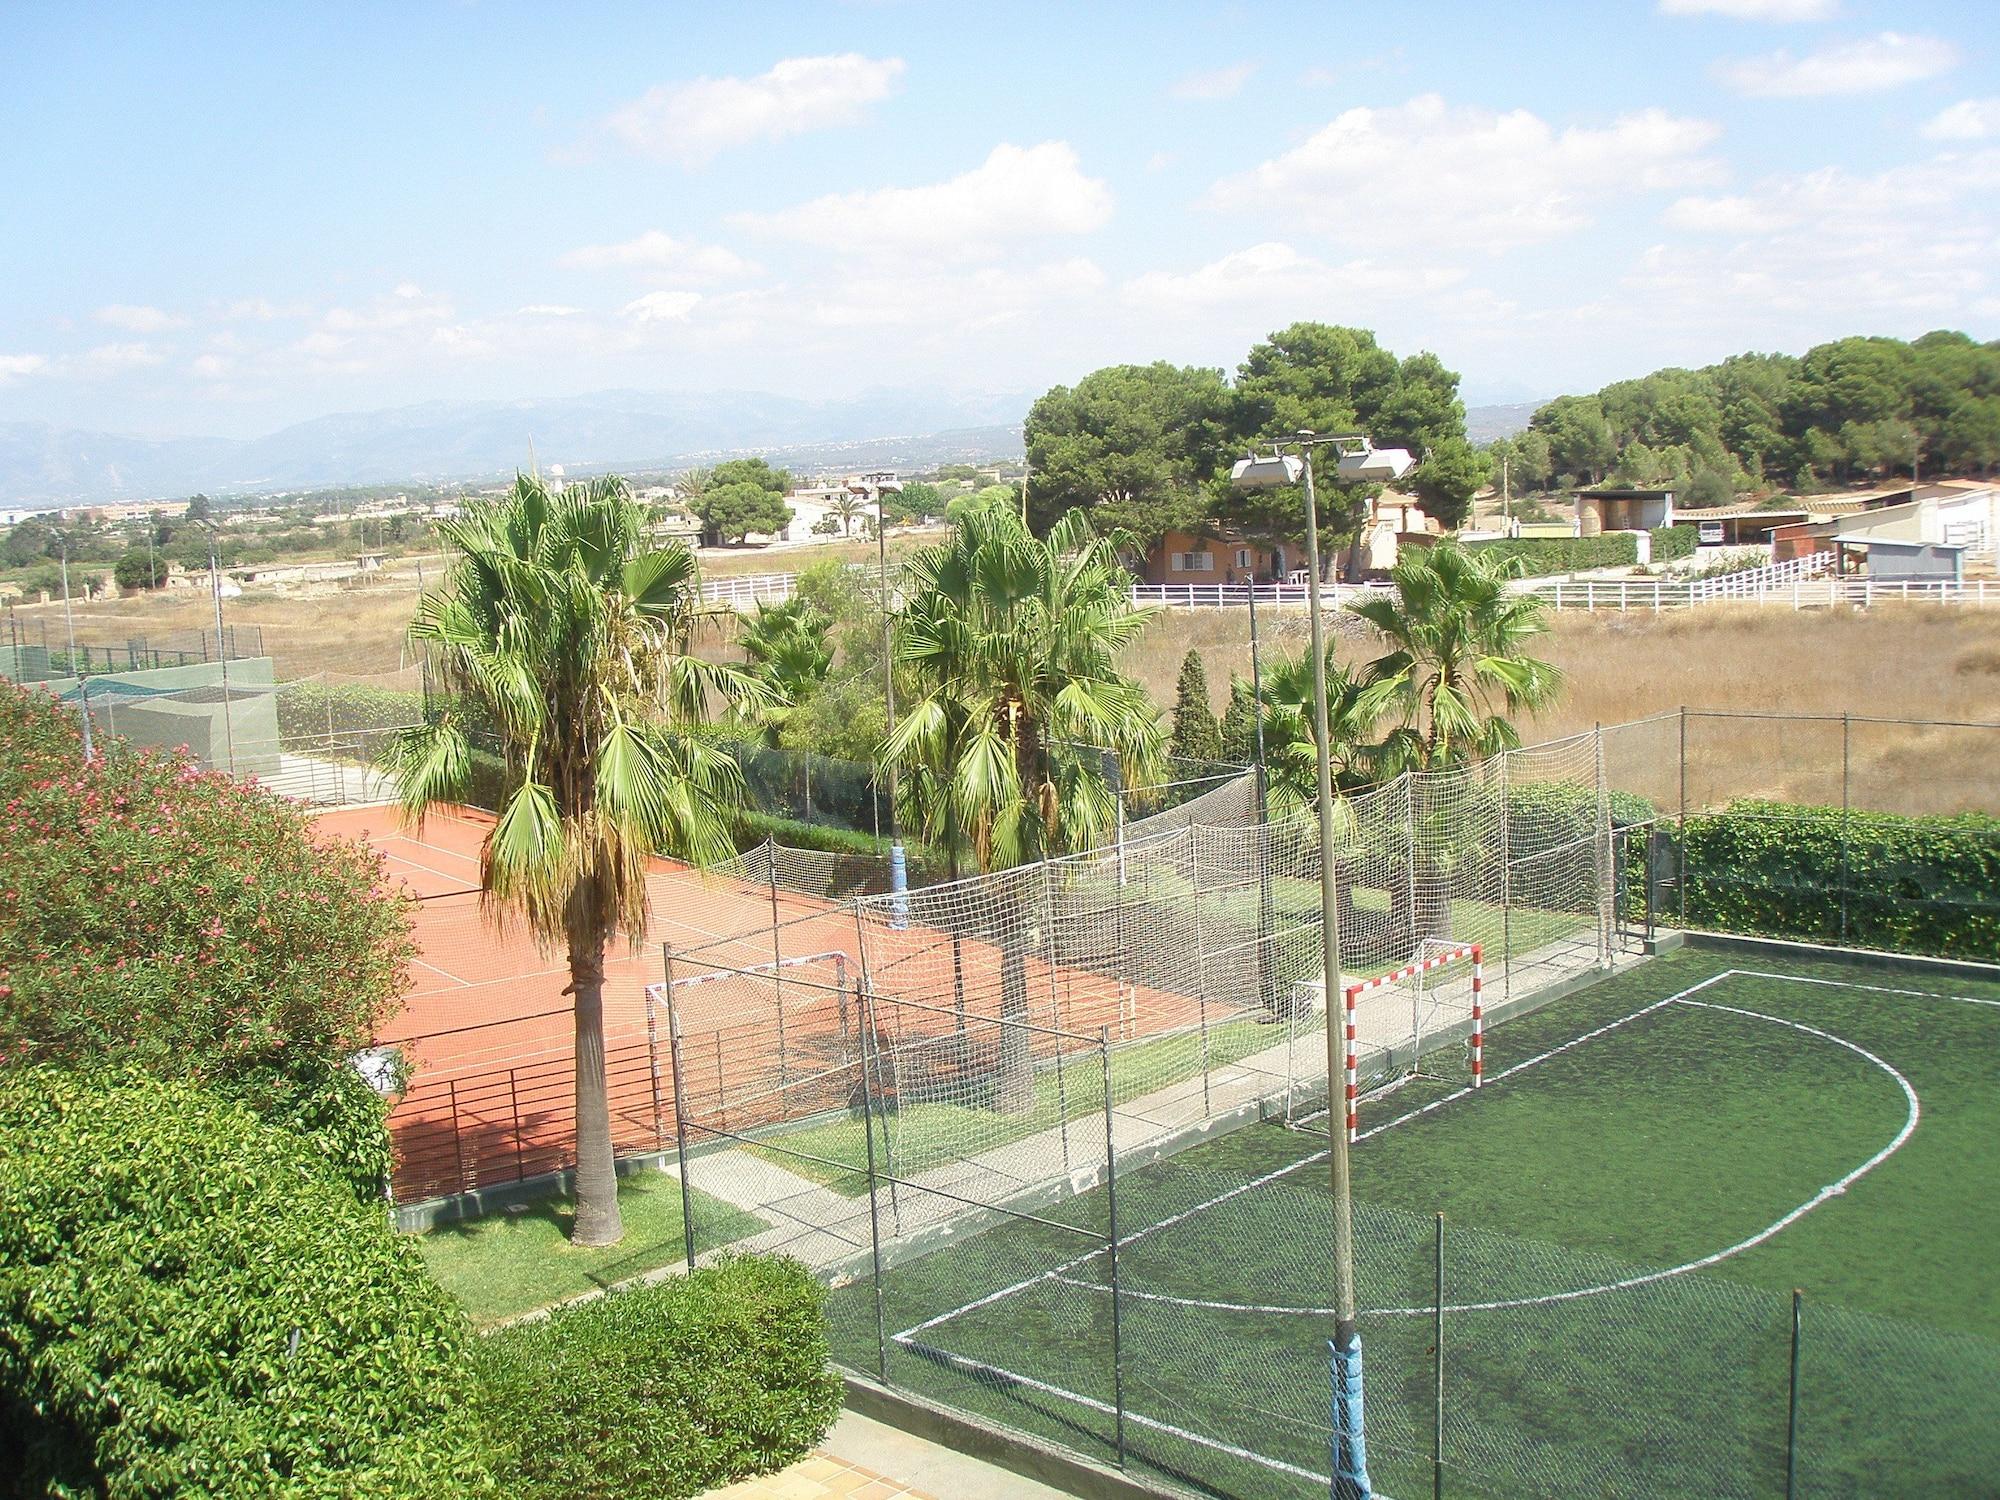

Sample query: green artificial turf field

[829,948,2000,1498]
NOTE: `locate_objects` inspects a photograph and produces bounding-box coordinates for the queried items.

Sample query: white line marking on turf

[1730,968,2000,1008]
[1060,995,1926,1319]
[891,1336,1324,1485]
[894,969,1739,1344]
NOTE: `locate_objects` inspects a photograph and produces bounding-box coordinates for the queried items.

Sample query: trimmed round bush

[0,1068,492,1497]
[475,1256,842,1500]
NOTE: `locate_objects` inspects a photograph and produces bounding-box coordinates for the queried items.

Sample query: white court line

[897,964,1992,1474]
[1056,995,1927,1319]
[1730,967,2000,1008]
[893,970,1736,1345]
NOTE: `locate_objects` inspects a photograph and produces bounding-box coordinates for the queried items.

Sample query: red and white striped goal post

[1340,943,1483,1143]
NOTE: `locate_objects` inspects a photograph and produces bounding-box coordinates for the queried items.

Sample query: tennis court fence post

[768,853,789,1107]
[1100,1027,1128,1468]
[661,944,697,1274]
[858,981,890,1388]
[1786,1289,1803,1500]
[1433,1214,1445,1500]
[643,979,666,1152]
[1191,834,1212,1115]
[1042,858,1072,1177]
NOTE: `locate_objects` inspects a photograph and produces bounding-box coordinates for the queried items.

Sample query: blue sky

[2,0,1996,439]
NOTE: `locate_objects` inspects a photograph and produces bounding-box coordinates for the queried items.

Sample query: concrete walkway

[703,1410,1072,1500]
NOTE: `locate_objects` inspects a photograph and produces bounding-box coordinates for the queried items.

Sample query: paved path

[702,1410,1071,1500]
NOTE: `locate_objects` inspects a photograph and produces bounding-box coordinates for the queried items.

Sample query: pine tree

[1218,675,1259,765]
[1169,650,1223,766]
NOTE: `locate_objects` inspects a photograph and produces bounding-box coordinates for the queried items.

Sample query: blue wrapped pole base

[889,841,909,930]
[1330,1332,1373,1500]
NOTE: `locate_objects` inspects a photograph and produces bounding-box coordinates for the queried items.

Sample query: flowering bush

[0,684,416,1194]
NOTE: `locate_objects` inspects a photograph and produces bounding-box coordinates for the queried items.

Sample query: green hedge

[1650,524,1698,562]
[475,1256,841,1500]
[1469,533,1638,577]
[1669,799,2000,960]
[0,1068,491,1496]
[737,809,894,857]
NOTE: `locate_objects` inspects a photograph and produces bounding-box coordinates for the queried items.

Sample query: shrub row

[0,1069,493,1497]
[1466,533,1639,577]
[1649,523,1698,562]
[1668,799,2000,961]
[475,1256,843,1500]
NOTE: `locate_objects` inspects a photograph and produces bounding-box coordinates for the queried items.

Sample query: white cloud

[1924,98,2000,141]
[0,353,47,382]
[70,343,167,376]
[607,54,904,166]
[1659,0,1836,20]
[735,141,1112,258]
[620,290,703,324]
[190,353,231,379]
[220,297,312,322]
[1208,95,1721,253]
[1716,32,1958,97]
[1626,149,2000,330]
[798,258,1106,332]
[1170,63,1256,102]
[1123,242,1463,310]
[515,304,583,317]
[558,230,756,280]
[94,304,188,333]
[1661,194,1797,234]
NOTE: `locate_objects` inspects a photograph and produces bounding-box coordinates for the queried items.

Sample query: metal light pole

[1233,432,1412,1500]
[207,526,238,777]
[874,485,899,844]
[57,533,95,760]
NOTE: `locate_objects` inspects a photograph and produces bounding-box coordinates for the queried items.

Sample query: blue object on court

[1330,1334,1373,1500]
[889,841,909,930]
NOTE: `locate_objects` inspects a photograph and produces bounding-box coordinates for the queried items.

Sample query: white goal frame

[1342,942,1484,1143]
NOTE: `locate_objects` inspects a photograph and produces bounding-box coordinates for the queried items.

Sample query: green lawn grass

[830,949,2000,1498]
[417,1170,764,1326]
[743,1015,1287,1195]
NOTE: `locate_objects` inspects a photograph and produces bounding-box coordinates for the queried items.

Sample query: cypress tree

[1169,650,1223,766]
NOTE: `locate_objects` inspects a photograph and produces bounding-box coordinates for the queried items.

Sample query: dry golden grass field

[13,583,1997,813]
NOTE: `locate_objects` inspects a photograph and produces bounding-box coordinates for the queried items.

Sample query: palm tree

[1350,540,1562,943]
[386,474,763,1245]
[828,491,867,538]
[886,505,1166,1109]
[738,598,834,744]
[1351,541,1562,772]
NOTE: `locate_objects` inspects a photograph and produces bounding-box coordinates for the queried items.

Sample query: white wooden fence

[702,559,1997,614]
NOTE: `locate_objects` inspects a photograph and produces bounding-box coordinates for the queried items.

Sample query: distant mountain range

[0,387,1035,506]
[1,390,1551,508]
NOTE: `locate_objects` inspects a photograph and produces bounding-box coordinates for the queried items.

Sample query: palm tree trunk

[568,930,624,1247]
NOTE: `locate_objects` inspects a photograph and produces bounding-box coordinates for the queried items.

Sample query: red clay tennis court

[315,805,1228,1204]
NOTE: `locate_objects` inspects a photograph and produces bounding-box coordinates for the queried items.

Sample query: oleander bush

[0,1068,492,1497]
[475,1256,842,1500]
[0,683,414,1198]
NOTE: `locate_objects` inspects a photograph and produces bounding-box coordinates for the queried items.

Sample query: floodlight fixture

[1230,452,1304,492]
[1335,445,1415,483]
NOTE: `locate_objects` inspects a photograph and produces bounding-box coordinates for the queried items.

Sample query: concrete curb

[840,1373,1180,1500]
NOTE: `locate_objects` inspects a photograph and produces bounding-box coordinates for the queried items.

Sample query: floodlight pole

[1236,429,1391,1500]
[874,486,899,845]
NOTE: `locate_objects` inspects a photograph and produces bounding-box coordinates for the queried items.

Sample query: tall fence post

[1042,859,1073,1176]
[1433,1213,1446,1500]
[1839,713,1852,944]
[1191,834,1212,1115]
[447,1077,467,1193]
[768,854,790,1108]
[643,980,667,1152]
[1786,1289,1803,1500]
[662,945,697,1273]
[1498,751,1513,1005]
[859,985,892,1387]
[1100,1027,1128,1468]
[1678,706,1690,930]
[507,1068,526,1183]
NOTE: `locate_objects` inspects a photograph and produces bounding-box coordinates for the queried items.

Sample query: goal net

[1338,940,1485,1141]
